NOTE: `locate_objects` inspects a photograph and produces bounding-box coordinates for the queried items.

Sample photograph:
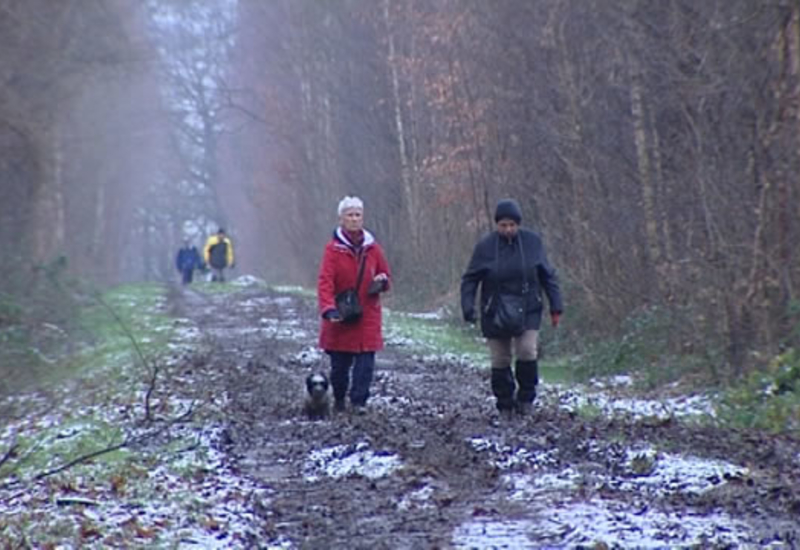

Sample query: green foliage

[560,304,722,389]
[717,348,800,434]
[784,299,800,348]
[0,419,129,481]
[191,280,248,294]
[0,292,23,326]
[384,309,487,360]
[271,284,316,298]
[570,306,671,378]
[0,257,81,395]
[54,283,172,389]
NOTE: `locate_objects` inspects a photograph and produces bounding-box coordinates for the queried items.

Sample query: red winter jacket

[318,228,391,352]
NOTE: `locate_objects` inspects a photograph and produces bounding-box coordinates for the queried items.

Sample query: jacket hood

[334,227,375,249]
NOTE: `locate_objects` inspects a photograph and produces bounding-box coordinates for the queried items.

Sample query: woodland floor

[1,282,799,548]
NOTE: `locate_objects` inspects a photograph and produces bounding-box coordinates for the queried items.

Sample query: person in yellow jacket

[203,228,235,282]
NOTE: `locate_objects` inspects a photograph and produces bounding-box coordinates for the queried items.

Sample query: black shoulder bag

[335,250,367,324]
[485,233,528,337]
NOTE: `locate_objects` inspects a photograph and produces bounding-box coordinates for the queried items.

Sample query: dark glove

[464,310,477,324]
[367,279,388,295]
[551,311,561,327]
[323,309,341,321]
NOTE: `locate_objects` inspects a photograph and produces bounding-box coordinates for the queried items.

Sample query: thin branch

[0,438,18,469]
[144,363,160,422]
[0,403,196,498]
[93,292,154,375]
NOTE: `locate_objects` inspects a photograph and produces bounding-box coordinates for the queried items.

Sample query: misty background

[2,0,799,388]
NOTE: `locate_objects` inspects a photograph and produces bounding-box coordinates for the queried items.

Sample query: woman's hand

[368,273,389,295]
[323,309,342,323]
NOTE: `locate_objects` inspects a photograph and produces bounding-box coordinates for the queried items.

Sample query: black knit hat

[494,199,522,224]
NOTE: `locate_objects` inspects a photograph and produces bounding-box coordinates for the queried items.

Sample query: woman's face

[496,219,519,239]
[340,208,364,232]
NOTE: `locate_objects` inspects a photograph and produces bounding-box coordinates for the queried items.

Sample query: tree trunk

[384,0,418,253]
[629,64,662,297]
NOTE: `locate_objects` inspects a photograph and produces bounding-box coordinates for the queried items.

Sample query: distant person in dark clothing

[203,228,235,282]
[175,239,202,285]
[461,199,563,417]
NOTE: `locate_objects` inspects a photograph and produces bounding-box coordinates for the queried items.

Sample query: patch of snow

[468,438,559,470]
[259,317,301,328]
[591,375,634,388]
[239,297,281,311]
[205,326,308,342]
[303,442,402,482]
[557,388,716,419]
[369,394,414,410]
[546,498,751,548]
[452,519,540,548]
[169,324,202,343]
[403,309,447,320]
[453,499,753,548]
[414,353,479,369]
[230,275,266,287]
[501,447,746,501]
[504,470,582,499]
[616,447,747,496]
[271,285,308,295]
[397,485,435,511]
[285,347,324,367]
[385,335,417,347]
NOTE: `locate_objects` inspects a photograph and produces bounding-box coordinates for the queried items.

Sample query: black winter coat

[461,228,563,338]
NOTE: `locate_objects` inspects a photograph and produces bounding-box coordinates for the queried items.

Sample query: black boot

[515,360,539,414]
[491,367,517,412]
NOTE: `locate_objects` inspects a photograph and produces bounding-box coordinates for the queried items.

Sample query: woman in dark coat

[461,199,563,416]
[318,196,391,414]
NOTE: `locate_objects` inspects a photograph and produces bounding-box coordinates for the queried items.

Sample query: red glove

[551,311,561,327]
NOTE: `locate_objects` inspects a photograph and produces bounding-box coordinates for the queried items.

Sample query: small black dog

[304,373,330,420]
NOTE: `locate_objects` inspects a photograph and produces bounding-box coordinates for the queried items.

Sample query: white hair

[337,196,364,216]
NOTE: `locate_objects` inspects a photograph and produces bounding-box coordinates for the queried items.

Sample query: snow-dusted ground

[1,283,795,548]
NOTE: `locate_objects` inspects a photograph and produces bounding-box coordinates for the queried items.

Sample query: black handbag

[335,252,367,324]
[487,293,527,336]
[485,233,529,337]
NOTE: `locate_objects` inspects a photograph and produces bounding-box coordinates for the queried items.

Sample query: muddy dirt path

[172,284,800,549]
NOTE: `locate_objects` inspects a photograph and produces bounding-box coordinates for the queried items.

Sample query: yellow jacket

[203,234,234,268]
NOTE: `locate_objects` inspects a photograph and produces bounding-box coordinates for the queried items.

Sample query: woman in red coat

[318,196,391,414]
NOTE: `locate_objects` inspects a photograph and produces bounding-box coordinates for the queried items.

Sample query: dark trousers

[212,267,225,282]
[181,268,194,285]
[328,351,375,407]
